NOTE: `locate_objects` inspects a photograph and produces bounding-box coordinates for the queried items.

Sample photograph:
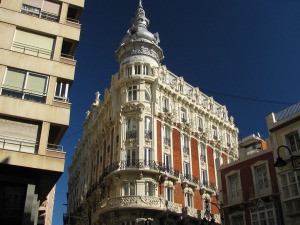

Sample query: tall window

[183,162,190,180]
[54,80,69,102]
[254,164,269,194]
[226,133,231,147]
[21,0,61,22]
[163,125,171,147]
[286,131,300,152]
[162,97,169,112]
[12,29,54,59]
[185,193,193,207]
[164,154,172,172]
[199,143,206,162]
[122,182,135,196]
[165,187,173,202]
[201,169,208,187]
[126,149,136,167]
[126,66,132,76]
[182,135,189,155]
[144,148,152,166]
[128,85,137,101]
[198,117,204,132]
[212,125,218,140]
[145,182,154,196]
[134,65,141,74]
[280,170,300,214]
[1,68,48,103]
[250,202,278,225]
[126,118,137,139]
[228,173,240,200]
[144,117,152,139]
[142,65,149,75]
[181,108,187,122]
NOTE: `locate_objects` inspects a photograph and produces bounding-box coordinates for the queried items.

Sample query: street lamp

[274,145,300,170]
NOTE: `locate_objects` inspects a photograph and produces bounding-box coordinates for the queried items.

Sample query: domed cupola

[116,0,164,67]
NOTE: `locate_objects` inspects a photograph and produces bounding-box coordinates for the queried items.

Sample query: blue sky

[53,1,300,224]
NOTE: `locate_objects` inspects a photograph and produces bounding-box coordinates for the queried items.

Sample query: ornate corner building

[0,0,84,224]
[67,2,239,225]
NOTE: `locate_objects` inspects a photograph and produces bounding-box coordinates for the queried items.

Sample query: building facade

[67,2,239,225]
[219,134,283,225]
[266,102,300,225]
[0,0,84,224]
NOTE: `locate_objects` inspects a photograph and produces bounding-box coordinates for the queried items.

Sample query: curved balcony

[100,196,165,213]
[166,201,182,214]
[182,206,201,219]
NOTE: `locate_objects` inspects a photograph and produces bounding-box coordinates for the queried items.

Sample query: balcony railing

[163,137,171,146]
[162,107,169,113]
[126,130,137,139]
[182,174,199,186]
[21,4,59,22]
[182,206,201,219]
[166,201,182,214]
[183,146,190,155]
[12,42,53,59]
[200,154,206,162]
[144,130,152,139]
[0,136,38,154]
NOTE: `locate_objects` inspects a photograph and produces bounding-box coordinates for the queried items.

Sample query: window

[122,182,135,196]
[12,29,54,59]
[178,84,183,92]
[254,164,269,195]
[128,85,137,101]
[1,68,48,103]
[165,187,173,202]
[144,148,152,166]
[185,193,193,207]
[126,66,132,76]
[286,131,300,153]
[199,143,206,162]
[231,214,244,225]
[164,154,172,172]
[145,182,154,196]
[183,162,190,180]
[250,202,278,225]
[144,117,152,139]
[162,97,169,112]
[145,91,151,101]
[21,0,61,22]
[126,149,136,167]
[280,170,300,214]
[181,108,187,123]
[197,117,204,132]
[201,169,208,186]
[226,133,231,147]
[163,125,171,147]
[182,135,189,155]
[134,65,141,74]
[126,118,137,139]
[228,173,240,201]
[142,65,149,75]
[54,80,69,102]
[212,125,218,140]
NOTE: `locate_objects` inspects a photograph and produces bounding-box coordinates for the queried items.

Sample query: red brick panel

[194,190,202,210]
[207,145,216,185]
[221,152,227,166]
[191,137,200,179]
[172,128,182,173]
[157,120,162,163]
[174,183,184,205]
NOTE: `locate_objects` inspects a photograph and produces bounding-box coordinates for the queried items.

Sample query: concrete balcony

[166,201,182,214]
[100,196,165,213]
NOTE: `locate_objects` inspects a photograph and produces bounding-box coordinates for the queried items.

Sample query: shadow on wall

[0,156,10,164]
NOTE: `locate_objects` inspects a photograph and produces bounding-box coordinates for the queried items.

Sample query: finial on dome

[139,0,143,8]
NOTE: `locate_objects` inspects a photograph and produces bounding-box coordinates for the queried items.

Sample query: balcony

[163,137,171,147]
[100,196,165,212]
[223,188,245,206]
[162,107,169,113]
[249,180,273,198]
[21,4,59,22]
[0,136,38,154]
[144,130,152,139]
[126,130,137,139]
[182,206,201,219]
[166,201,182,214]
[181,174,199,188]
[12,41,53,60]
[183,146,190,155]
[200,181,217,195]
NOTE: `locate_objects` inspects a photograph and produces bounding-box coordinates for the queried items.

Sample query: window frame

[128,85,137,101]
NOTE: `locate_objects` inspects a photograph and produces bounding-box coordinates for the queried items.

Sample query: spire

[139,0,143,8]
[132,0,149,28]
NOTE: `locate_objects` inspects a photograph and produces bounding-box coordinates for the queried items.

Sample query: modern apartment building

[219,134,283,225]
[0,0,84,224]
[266,102,300,225]
[67,2,239,225]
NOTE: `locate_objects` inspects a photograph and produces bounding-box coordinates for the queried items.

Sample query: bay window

[122,182,135,196]
[145,182,155,196]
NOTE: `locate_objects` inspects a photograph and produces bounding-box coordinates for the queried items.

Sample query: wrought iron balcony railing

[144,130,152,139]
[126,130,137,139]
